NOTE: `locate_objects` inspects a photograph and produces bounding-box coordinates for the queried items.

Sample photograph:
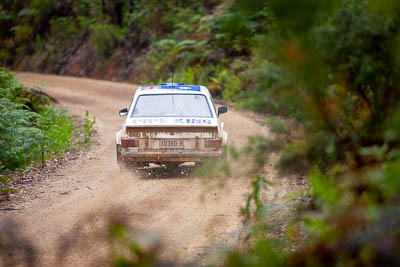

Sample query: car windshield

[131,94,213,117]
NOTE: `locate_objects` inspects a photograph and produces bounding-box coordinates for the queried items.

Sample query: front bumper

[120,150,223,162]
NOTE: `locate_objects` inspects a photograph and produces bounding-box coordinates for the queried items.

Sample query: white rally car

[116,83,228,169]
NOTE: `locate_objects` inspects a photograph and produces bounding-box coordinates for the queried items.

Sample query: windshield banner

[131,118,213,125]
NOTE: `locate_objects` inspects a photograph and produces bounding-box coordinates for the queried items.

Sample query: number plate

[159,140,184,148]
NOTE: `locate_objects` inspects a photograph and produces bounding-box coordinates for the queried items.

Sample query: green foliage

[235,0,400,170]
[0,0,257,98]
[309,168,339,206]
[265,118,289,135]
[225,238,287,267]
[242,136,278,170]
[218,0,400,266]
[0,97,42,170]
[11,24,34,43]
[109,223,159,266]
[2,0,400,265]
[215,1,269,54]
[83,109,96,143]
[0,68,94,173]
[0,71,79,171]
[48,17,79,42]
[90,23,125,56]
[370,158,400,198]
[241,176,268,221]
[39,106,74,156]
[278,141,308,173]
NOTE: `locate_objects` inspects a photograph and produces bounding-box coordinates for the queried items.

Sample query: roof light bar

[160,83,184,86]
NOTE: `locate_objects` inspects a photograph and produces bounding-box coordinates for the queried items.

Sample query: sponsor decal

[132,118,212,125]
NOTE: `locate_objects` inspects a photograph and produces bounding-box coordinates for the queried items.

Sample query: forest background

[1,0,400,265]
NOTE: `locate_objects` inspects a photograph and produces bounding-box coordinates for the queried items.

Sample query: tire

[116,144,128,171]
[116,144,122,163]
[165,162,182,169]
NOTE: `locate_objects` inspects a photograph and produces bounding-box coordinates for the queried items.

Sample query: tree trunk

[101,0,106,15]
[127,0,133,14]
[115,0,123,26]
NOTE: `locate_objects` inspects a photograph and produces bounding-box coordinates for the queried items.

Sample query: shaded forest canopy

[0,0,253,86]
[1,0,400,266]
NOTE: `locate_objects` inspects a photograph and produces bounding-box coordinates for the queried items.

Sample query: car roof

[135,83,211,97]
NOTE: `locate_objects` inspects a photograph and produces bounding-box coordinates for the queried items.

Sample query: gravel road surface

[1,73,283,266]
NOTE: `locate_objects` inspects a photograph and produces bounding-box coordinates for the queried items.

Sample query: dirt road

[1,73,281,266]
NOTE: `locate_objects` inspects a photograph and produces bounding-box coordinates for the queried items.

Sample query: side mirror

[217,106,228,117]
[119,108,128,117]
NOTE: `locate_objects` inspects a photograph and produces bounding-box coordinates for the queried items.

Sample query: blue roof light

[160,83,185,86]
[160,85,200,91]
[141,83,201,91]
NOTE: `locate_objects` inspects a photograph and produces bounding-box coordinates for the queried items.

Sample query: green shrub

[49,17,79,43]
[83,109,96,144]
[39,105,74,157]
[0,68,87,172]
[265,118,289,135]
[0,97,43,170]
[11,24,33,43]
[277,141,308,173]
[90,23,125,56]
